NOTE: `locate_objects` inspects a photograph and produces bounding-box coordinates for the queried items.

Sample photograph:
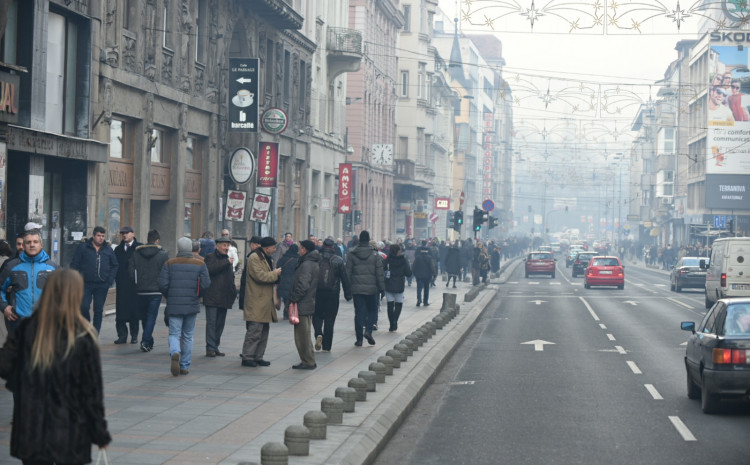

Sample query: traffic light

[447,210,455,229]
[354,210,362,225]
[488,216,498,229]
[473,207,487,231]
[453,211,463,232]
[344,213,352,231]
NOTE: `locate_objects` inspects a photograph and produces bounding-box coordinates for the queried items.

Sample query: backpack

[318,256,337,292]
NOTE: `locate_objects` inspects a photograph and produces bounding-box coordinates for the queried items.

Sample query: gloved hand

[380,291,386,300]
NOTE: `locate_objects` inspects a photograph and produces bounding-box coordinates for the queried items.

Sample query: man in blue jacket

[0,230,57,335]
[71,226,119,333]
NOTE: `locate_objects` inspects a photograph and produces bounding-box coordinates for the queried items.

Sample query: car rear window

[592,258,619,266]
[725,305,750,335]
[530,253,552,260]
[682,258,700,267]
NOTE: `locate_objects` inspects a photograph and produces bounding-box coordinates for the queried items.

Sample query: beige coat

[244,250,279,322]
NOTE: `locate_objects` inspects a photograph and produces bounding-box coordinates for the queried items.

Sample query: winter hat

[323,238,335,247]
[359,230,370,243]
[260,237,277,248]
[250,236,262,245]
[177,237,193,253]
[299,240,316,252]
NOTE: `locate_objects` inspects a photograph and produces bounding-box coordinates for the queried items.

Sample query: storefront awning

[7,125,108,163]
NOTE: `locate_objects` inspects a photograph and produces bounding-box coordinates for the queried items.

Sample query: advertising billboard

[257,142,278,188]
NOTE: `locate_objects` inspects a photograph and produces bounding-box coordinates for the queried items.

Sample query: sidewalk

[0,267,511,465]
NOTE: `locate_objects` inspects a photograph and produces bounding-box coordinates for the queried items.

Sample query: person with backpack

[313,239,352,352]
[385,244,411,331]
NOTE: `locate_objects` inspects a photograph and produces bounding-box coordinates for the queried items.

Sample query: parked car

[681,298,750,413]
[572,251,598,278]
[702,237,750,308]
[525,251,556,278]
[584,256,624,289]
[670,257,708,292]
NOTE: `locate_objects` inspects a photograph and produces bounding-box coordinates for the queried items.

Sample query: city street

[374,260,750,465]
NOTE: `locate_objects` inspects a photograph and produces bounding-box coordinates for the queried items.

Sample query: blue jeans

[169,313,197,370]
[352,294,378,341]
[81,281,110,333]
[139,295,162,347]
[416,278,431,304]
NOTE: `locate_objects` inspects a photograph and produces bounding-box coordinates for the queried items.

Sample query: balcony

[393,159,432,190]
[253,0,303,29]
[327,28,362,83]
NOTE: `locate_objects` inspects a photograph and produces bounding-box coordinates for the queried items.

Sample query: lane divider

[579,297,600,321]
[645,384,663,400]
[668,416,697,441]
[626,361,642,374]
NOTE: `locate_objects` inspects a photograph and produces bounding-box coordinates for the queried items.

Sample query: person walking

[241,237,282,367]
[0,269,111,464]
[385,244,411,332]
[0,230,57,335]
[159,237,211,376]
[277,243,299,320]
[129,229,169,352]
[313,239,351,352]
[289,240,320,369]
[445,242,461,288]
[412,240,436,306]
[113,226,141,344]
[202,236,237,357]
[70,226,119,333]
[345,231,385,346]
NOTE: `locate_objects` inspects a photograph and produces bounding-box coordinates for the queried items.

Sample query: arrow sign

[521,340,555,351]
[623,301,638,306]
[529,300,547,305]
[236,77,253,84]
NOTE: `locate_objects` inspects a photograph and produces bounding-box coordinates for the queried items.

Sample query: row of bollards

[256,292,462,465]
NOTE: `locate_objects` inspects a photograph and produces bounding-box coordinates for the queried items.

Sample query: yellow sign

[414,212,427,219]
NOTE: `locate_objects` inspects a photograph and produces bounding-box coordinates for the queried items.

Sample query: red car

[584,256,625,289]
[525,251,556,278]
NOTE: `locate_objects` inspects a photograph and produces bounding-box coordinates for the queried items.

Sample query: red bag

[289,302,300,325]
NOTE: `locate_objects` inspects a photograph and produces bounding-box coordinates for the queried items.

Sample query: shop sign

[7,125,108,162]
[225,190,247,221]
[434,197,450,210]
[228,58,259,132]
[251,193,273,223]
[257,142,278,187]
[261,108,288,134]
[338,164,352,213]
[0,71,19,123]
[228,147,255,185]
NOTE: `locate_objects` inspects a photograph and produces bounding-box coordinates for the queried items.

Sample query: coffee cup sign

[232,89,254,108]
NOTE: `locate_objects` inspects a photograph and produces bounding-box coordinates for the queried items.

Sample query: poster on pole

[251,193,273,223]
[225,190,247,221]
[228,58,259,132]
[257,142,279,187]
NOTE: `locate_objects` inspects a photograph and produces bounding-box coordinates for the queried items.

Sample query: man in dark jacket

[70,226,119,333]
[113,226,142,344]
[314,239,352,352]
[202,236,237,357]
[129,229,169,352]
[412,241,436,306]
[345,231,385,346]
[445,242,462,288]
[159,237,210,376]
[290,240,320,369]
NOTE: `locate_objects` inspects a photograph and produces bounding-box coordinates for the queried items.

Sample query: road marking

[655,284,667,287]
[550,282,561,285]
[615,345,627,354]
[529,282,540,285]
[579,297,600,321]
[666,297,694,309]
[645,384,663,400]
[521,339,555,351]
[623,300,638,306]
[626,361,642,374]
[607,333,616,341]
[449,381,476,385]
[599,323,608,330]
[669,416,697,441]
[529,300,547,305]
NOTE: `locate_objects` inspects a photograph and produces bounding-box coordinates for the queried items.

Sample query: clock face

[373,144,393,165]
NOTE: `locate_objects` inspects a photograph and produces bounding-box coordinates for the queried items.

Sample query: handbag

[273,285,281,310]
[95,449,110,465]
[288,302,300,325]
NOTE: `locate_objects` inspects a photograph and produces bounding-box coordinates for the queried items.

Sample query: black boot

[392,303,403,331]
[387,301,396,331]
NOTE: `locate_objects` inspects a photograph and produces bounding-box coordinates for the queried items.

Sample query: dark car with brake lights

[670,256,708,292]
[583,256,624,289]
[572,251,597,278]
[524,251,556,278]
[681,298,750,413]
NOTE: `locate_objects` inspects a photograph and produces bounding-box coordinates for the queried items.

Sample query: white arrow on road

[236,77,253,84]
[521,340,555,351]
[623,301,638,306]
[529,300,547,305]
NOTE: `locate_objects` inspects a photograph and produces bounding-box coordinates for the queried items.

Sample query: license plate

[732,284,750,290]
[600,270,612,274]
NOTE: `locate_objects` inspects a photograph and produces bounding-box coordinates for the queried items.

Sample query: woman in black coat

[445,244,462,288]
[384,244,412,331]
[277,244,299,320]
[0,269,111,464]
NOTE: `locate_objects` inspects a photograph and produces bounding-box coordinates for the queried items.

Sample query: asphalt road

[374,260,750,465]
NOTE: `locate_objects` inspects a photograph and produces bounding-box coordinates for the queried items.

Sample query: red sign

[434,197,450,210]
[429,212,439,223]
[338,163,352,213]
[251,193,272,224]
[257,142,278,187]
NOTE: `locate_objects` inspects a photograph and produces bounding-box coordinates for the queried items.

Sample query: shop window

[293,161,302,186]
[109,119,134,159]
[278,157,286,184]
[108,198,132,244]
[150,128,172,164]
[184,202,201,238]
[186,136,204,170]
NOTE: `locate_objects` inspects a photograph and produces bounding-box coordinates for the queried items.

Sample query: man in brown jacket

[241,237,281,367]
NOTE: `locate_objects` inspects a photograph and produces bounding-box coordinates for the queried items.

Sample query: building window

[403,5,411,32]
[293,161,302,186]
[284,50,291,101]
[186,136,204,170]
[299,59,307,110]
[278,157,286,184]
[46,11,85,135]
[195,0,207,63]
[401,71,408,97]
[163,2,173,50]
[0,0,18,64]
[108,198,132,245]
[123,0,136,32]
[109,119,134,159]
[184,202,200,237]
[150,128,171,164]
[265,40,274,95]
[417,63,425,99]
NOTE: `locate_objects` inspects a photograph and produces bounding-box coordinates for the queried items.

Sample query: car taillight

[680,269,689,275]
[721,273,726,287]
[713,348,749,364]
[617,267,624,277]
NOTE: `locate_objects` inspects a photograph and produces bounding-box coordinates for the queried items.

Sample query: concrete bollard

[399,339,415,356]
[303,410,327,440]
[432,315,446,329]
[335,387,357,412]
[415,328,429,343]
[441,293,457,311]
[358,371,377,392]
[394,344,410,361]
[368,362,387,383]
[405,334,421,350]
[377,355,395,375]
[321,397,344,424]
[261,442,288,465]
[348,377,368,401]
[455,303,460,314]
[424,321,437,336]
[284,425,310,456]
[385,349,403,368]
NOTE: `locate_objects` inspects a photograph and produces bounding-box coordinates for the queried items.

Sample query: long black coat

[277,245,299,301]
[202,251,237,308]
[412,247,436,280]
[0,317,111,463]
[114,238,141,320]
[385,254,412,294]
[445,247,462,275]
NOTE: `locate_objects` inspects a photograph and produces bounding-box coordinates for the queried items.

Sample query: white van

[702,237,750,308]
